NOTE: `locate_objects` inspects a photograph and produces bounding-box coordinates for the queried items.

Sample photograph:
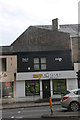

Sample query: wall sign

[22,58,29,63]
[55,57,62,62]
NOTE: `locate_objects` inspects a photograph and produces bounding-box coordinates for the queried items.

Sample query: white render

[40,80,43,99]
[66,79,78,90]
[16,70,77,80]
[74,63,80,72]
[16,81,25,97]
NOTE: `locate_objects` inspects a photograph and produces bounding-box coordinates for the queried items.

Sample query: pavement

[2,101,60,109]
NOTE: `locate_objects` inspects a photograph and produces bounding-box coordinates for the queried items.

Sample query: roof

[1,24,80,54]
[9,26,70,52]
[0,46,12,55]
[35,24,80,37]
[59,24,80,37]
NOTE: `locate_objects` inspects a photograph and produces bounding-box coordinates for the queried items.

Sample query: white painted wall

[40,80,42,99]
[66,79,78,90]
[16,81,25,97]
[74,63,80,72]
[50,79,53,97]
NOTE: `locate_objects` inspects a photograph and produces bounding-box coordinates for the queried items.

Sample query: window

[2,82,13,98]
[34,58,39,70]
[41,58,46,70]
[34,57,46,70]
[74,90,80,95]
[53,79,66,94]
[25,80,40,96]
[0,58,6,72]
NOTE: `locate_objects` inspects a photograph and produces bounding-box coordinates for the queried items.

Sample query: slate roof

[1,24,80,54]
[36,24,80,37]
[9,26,70,52]
[0,46,12,55]
[59,24,80,37]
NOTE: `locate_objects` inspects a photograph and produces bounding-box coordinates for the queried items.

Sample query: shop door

[42,80,50,99]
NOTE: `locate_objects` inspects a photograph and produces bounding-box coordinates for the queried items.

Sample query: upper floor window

[0,58,6,72]
[41,58,46,70]
[34,57,46,70]
[34,58,39,70]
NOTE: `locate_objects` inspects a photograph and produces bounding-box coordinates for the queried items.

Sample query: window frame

[34,58,40,70]
[25,80,40,96]
[33,57,47,71]
[53,79,66,95]
[0,58,7,72]
[41,57,46,70]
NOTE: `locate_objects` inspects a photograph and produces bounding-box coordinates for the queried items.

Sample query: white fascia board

[16,70,77,81]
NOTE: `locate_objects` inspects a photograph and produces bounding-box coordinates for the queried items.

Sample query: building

[0,18,79,101]
[0,46,17,98]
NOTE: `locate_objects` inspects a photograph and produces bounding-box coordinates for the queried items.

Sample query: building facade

[0,49,17,98]
[16,51,77,99]
[0,19,79,101]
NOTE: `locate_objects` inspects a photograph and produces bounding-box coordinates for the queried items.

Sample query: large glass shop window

[25,80,40,96]
[2,82,13,97]
[53,79,66,94]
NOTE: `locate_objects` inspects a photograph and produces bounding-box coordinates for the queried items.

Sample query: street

[2,104,80,119]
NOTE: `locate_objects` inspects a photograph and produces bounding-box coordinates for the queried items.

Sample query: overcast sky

[0,0,79,46]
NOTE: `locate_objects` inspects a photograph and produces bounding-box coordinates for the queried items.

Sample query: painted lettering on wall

[22,58,29,62]
[55,57,62,62]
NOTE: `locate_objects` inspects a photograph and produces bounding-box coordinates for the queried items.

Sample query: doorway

[42,80,50,99]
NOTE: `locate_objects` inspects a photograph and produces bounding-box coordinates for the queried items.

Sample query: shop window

[25,80,40,96]
[0,58,6,72]
[53,79,66,94]
[2,82,13,98]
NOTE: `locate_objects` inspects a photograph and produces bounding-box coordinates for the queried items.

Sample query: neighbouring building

[0,18,80,101]
[0,46,17,98]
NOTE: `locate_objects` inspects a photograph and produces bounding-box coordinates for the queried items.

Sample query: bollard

[50,97,53,114]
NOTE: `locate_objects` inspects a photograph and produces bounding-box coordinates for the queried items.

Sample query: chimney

[52,18,58,31]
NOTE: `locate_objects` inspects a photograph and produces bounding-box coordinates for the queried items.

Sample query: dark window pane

[2,58,6,72]
[34,58,40,70]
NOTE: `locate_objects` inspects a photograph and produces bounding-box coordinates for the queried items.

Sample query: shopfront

[16,70,78,100]
[2,82,13,98]
[0,81,14,98]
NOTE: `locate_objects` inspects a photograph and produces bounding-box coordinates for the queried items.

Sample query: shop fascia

[33,73,61,79]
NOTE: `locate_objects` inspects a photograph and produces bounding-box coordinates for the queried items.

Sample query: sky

[0,0,80,46]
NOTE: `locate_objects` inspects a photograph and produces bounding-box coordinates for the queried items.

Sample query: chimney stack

[52,18,58,31]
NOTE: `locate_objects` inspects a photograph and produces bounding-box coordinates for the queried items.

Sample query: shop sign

[33,74,42,78]
[33,73,60,79]
[42,73,60,78]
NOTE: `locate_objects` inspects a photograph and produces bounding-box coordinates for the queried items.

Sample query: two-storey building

[1,19,79,101]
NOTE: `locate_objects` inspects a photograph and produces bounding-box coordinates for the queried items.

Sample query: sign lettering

[22,58,29,62]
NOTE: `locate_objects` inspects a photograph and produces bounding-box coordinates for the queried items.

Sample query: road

[2,104,80,119]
